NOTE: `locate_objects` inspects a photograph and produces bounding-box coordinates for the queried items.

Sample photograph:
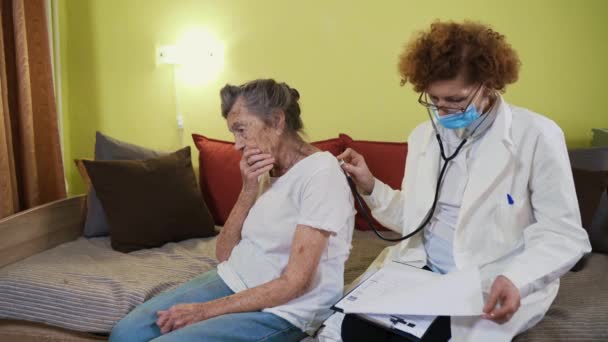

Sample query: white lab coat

[360,97,591,341]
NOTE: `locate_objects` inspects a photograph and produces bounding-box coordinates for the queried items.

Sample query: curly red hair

[398,21,521,93]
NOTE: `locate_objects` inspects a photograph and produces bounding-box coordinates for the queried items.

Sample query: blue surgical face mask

[432,104,480,129]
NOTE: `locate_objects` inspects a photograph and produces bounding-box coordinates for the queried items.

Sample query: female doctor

[338,21,591,341]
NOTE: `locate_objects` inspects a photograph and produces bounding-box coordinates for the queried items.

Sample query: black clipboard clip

[390,315,417,328]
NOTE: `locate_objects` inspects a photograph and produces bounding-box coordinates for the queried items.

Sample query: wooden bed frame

[0,195,85,268]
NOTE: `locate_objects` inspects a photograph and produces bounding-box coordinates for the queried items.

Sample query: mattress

[2,230,604,342]
[0,236,218,333]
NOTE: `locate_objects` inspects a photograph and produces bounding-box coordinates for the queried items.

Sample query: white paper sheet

[338,261,484,317]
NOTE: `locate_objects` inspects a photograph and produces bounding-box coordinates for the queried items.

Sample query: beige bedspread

[0,236,218,334]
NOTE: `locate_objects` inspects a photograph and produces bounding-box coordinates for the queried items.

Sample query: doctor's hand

[483,275,521,324]
[239,147,275,197]
[337,148,375,195]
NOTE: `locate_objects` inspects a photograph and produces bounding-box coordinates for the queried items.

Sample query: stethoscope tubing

[350,99,496,242]
[348,134,467,242]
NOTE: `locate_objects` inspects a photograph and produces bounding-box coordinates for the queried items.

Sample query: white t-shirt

[217,151,355,334]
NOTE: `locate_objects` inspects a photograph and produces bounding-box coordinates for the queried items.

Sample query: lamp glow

[175,28,225,86]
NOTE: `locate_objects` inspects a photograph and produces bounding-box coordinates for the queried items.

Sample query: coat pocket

[494,195,532,244]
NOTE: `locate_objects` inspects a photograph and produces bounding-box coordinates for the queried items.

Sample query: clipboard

[332,262,437,340]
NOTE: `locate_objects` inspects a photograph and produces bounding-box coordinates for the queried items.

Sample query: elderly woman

[338,21,591,341]
[109,79,355,341]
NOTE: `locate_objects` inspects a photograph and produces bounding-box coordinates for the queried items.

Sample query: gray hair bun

[220,79,303,132]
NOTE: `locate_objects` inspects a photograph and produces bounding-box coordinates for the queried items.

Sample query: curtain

[0,0,65,219]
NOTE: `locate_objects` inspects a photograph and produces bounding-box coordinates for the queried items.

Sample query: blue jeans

[109,270,307,342]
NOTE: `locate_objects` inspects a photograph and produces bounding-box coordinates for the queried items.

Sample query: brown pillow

[571,168,608,254]
[572,168,608,229]
[82,147,216,253]
[74,159,93,191]
[74,158,93,223]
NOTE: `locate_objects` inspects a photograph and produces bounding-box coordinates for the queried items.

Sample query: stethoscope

[345,97,496,242]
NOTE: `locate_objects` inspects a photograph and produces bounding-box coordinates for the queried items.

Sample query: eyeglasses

[418,85,483,114]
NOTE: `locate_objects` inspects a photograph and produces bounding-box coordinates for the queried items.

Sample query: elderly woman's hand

[156,303,211,334]
[337,148,375,195]
[240,147,275,196]
[482,275,521,324]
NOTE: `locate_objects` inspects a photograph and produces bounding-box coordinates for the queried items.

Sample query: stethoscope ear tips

[338,159,352,178]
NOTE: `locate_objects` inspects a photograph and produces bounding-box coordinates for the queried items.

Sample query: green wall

[57,0,608,194]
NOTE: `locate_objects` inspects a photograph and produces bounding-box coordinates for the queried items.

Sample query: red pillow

[192,134,346,225]
[339,133,408,231]
[192,134,242,226]
[312,137,346,157]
